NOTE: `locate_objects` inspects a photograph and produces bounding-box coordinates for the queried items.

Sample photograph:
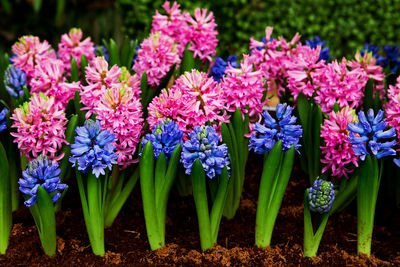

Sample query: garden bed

[1,154,398,266]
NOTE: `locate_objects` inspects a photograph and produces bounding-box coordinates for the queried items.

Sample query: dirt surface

[0,154,399,266]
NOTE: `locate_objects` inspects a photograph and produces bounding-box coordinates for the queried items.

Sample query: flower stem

[357,155,380,256]
[0,142,10,254]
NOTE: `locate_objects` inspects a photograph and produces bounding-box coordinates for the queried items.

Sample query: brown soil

[0,154,399,266]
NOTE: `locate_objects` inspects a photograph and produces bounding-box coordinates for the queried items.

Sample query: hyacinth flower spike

[347,109,396,256]
[249,104,302,248]
[303,179,335,257]
[70,119,118,256]
[139,119,183,250]
[18,155,67,256]
[181,126,230,251]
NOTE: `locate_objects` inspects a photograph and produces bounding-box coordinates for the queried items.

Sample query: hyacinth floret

[361,43,386,66]
[383,45,400,72]
[210,55,238,82]
[4,65,26,98]
[308,179,335,214]
[18,155,67,207]
[305,36,331,62]
[181,126,230,179]
[347,109,396,161]
[142,119,183,161]
[249,103,303,154]
[69,119,118,178]
[0,108,8,133]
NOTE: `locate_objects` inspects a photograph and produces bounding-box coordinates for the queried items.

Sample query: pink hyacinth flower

[96,85,144,167]
[385,76,400,139]
[148,70,227,138]
[320,107,359,179]
[11,35,56,82]
[80,56,122,116]
[187,8,218,62]
[58,28,95,74]
[314,59,369,113]
[11,93,68,161]
[151,1,191,56]
[30,58,80,109]
[133,32,180,87]
[220,54,266,127]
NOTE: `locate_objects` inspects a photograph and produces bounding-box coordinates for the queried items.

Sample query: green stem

[330,173,358,214]
[191,160,212,251]
[357,156,379,256]
[33,187,57,256]
[210,167,229,244]
[0,142,10,254]
[255,141,283,248]
[260,146,295,247]
[175,166,192,196]
[303,191,330,257]
[140,142,163,250]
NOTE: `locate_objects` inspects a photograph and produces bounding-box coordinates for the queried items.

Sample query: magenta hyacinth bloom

[187,8,218,62]
[80,56,122,116]
[95,85,144,167]
[148,70,227,138]
[385,76,400,138]
[11,93,68,161]
[314,59,369,113]
[151,1,191,56]
[221,54,266,124]
[133,32,180,87]
[30,58,80,109]
[286,44,326,101]
[58,28,95,74]
[11,35,56,81]
[320,107,359,179]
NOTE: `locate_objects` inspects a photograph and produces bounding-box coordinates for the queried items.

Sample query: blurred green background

[1,0,400,59]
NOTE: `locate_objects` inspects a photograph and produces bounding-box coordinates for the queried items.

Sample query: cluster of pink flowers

[133,32,180,87]
[30,58,80,109]
[220,54,266,123]
[80,56,122,116]
[385,76,400,138]
[58,28,95,74]
[151,1,218,62]
[151,1,191,56]
[10,93,68,161]
[148,70,227,137]
[347,51,385,98]
[286,44,325,101]
[249,27,301,96]
[314,59,369,113]
[96,85,143,167]
[320,107,359,178]
[11,36,56,83]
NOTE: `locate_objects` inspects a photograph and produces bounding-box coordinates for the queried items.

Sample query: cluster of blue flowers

[308,179,335,214]
[69,119,118,178]
[361,43,400,73]
[305,36,331,62]
[141,119,183,161]
[347,109,396,160]
[249,103,303,154]
[18,155,67,207]
[0,107,8,133]
[4,65,26,98]
[181,126,230,179]
[209,55,238,82]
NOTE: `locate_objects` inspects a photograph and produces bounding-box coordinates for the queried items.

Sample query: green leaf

[109,39,120,67]
[181,46,195,73]
[70,57,79,82]
[363,79,374,111]
[33,0,42,12]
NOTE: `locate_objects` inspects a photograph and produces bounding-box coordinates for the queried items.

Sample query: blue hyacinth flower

[181,126,230,179]
[308,179,335,214]
[69,119,118,178]
[4,65,26,98]
[347,109,396,161]
[18,155,67,207]
[249,103,303,154]
[210,55,238,82]
[0,107,8,133]
[141,119,183,161]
